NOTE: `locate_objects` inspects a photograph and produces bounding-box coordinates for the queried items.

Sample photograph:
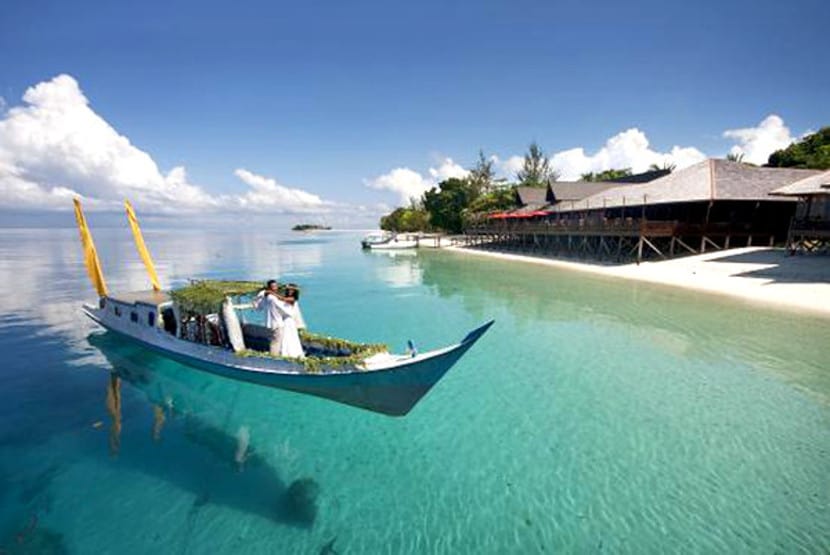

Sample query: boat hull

[83,305,492,416]
[361,233,418,250]
[362,240,418,250]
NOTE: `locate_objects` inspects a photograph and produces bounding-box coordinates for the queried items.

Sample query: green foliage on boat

[235,330,387,373]
[236,347,386,373]
[298,330,386,355]
[170,280,262,314]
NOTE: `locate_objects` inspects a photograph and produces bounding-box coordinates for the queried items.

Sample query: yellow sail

[124,200,161,291]
[73,198,108,297]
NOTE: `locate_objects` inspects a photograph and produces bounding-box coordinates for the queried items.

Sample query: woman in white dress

[276,300,304,359]
[253,281,305,359]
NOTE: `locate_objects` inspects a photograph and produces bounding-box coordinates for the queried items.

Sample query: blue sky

[1,0,828,226]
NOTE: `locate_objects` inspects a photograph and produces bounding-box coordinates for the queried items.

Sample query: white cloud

[548,128,706,180]
[365,157,468,205]
[489,131,706,182]
[428,157,469,181]
[0,75,218,212]
[0,74,335,215]
[495,155,525,180]
[365,167,431,205]
[723,114,794,165]
[232,168,328,212]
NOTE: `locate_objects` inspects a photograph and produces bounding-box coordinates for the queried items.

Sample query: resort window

[114,306,121,317]
[148,312,155,327]
[130,311,138,323]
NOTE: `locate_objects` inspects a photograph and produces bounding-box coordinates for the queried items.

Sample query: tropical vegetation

[379,143,558,233]
[292,224,331,231]
[766,127,830,169]
[581,168,632,182]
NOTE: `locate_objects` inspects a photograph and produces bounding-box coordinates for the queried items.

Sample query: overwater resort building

[467,159,824,262]
[770,170,830,253]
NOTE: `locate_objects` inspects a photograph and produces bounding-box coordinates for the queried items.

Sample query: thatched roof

[548,181,621,203]
[544,170,665,204]
[770,170,830,197]
[514,186,550,208]
[609,168,671,183]
[549,160,819,213]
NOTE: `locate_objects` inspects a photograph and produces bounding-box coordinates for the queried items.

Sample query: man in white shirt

[253,280,304,358]
[254,280,289,355]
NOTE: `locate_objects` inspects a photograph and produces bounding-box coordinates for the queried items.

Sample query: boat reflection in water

[89,332,323,527]
[105,373,122,456]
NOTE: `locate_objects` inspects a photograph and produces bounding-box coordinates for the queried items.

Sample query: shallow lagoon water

[0,227,828,553]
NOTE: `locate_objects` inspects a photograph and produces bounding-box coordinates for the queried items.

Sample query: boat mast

[73,198,109,297]
[124,200,162,291]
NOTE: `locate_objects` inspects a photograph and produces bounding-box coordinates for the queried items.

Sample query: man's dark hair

[266,279,277,289]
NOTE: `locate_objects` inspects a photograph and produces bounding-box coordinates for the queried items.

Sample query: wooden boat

[74,200,492,416]
[361,232,419,250]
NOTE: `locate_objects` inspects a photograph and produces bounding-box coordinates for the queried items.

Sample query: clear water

[0,228,828,554]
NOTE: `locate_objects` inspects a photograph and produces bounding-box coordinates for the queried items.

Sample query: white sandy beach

[448,246,830,318]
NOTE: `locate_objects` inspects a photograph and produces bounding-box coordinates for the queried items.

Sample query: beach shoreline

[447,245,830,318]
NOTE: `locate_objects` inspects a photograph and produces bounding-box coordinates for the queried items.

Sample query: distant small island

[292,224,332,232]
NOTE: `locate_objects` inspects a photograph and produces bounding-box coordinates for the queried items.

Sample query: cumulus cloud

[0,74,333,215]
[489,131,706,182]
[723,114,794,165]
[428,157,468,181]
[366,157,468,204]
[548,129,707,180]
[365,167,431,205]
[232,168,328,212]
[0,75,218,212]
[495,155,524,180]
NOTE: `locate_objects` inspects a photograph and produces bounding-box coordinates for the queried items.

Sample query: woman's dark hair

[266,279,277,289]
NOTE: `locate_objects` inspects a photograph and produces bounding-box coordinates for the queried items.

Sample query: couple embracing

[253,280,306,359]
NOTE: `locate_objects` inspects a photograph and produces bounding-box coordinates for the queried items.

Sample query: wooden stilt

[674,237,697,254]
[642,236,666,259]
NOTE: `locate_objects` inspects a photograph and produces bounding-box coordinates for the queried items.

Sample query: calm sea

[0,227,827,554]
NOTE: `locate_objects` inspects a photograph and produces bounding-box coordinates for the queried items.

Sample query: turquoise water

[0,227,828,553]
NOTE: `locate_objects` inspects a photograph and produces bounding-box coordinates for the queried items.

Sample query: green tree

[422,178,474,233]
[517,141,557,187]
[466,186,518,214]
[468,149,495,196]
[767,127,830,169]
[379,207,430,232]
[580,168,632,182]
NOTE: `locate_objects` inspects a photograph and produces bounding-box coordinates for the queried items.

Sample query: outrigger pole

[124,200,162,291]
[73,198,109,297]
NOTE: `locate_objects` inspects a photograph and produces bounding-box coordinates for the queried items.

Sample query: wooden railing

[790,219,830,238]
[467,218,677,236]
[467,219,784,238]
